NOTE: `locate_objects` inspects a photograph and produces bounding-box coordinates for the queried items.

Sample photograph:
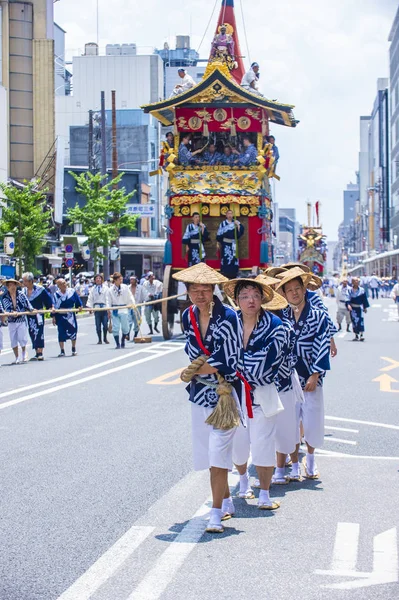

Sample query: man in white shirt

[369,272,381,299]
[128,275,144,339]
[336,277,351,332]
[241,62,262,96]
[142,272,163,335]
[171,68,195,97]
[108,272,135,349]
[86,274,111,344]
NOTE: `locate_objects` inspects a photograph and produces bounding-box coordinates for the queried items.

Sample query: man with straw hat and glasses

[174,263,243,534]
[276,268,331,479]
[223,276,288,509]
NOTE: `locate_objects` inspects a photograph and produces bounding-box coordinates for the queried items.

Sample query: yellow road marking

[380,357,399,372]
[148,368,183,385]
[372,373,399,393]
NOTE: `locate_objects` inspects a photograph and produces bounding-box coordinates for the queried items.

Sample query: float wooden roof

[142,63,298,128]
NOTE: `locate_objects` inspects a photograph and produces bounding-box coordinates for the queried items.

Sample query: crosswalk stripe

[56,526,154,600]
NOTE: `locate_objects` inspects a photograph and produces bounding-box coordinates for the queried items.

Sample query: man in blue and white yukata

[216,209,245,279]
[52,278,83,357]
[174,263,243,534]
[346,277,369,342]
[182,212,210,267]
[223,277,287,510]
[232,135,258,167]
[178,134,204,166]
[22,272,53,361]
[276,268,331,480]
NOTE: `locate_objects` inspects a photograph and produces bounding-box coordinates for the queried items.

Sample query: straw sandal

[258,500,280,511]
[237,488,255,499]
[205,523,225,534]
[301,456,320,479]
[271,474,289,485]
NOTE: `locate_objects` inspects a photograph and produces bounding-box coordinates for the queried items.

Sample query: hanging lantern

[4,233,15,256]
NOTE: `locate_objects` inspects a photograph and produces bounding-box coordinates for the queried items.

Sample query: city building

[55,42,163,162]
[0,0,55,182]
[272,205,298,264]
[54,23,71,96]
[389,6,399,247]
[357,116,371,252]
[368,78,390,252]
[156,36,206,99]
[337,181,359,269]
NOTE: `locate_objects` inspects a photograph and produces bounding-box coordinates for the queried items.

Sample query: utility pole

[100,91,110,279]
[88,110,94,173]
[111,89,121,273]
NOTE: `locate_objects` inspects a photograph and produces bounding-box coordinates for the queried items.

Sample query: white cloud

[54,0,399,239]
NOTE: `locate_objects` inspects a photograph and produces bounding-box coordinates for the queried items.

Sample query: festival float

[298,201,327,275]
[142,0,298,338]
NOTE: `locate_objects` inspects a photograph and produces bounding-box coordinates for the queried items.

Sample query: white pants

[276,387,298,454]
[297,386,325,449]
[191,403,237,471]
[233,405,277,467]
[337,306,351,325]
[8,321,28,348]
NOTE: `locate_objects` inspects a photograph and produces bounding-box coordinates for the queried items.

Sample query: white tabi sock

[209,507,223,526]
[275,467,285,479]
[306,453,315,473]
[239,471,250,494]
[259,489,271,504]
[291,462,300,476]
[222,497,234,515]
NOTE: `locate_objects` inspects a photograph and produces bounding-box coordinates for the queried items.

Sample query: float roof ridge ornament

[210,0,245,83]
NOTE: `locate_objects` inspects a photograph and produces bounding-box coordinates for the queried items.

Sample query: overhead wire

[239,0,251,65]
[196,0,219,54]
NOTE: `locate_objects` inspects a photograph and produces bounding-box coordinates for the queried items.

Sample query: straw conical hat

[264,267,287,278]
[262,290,288,311]
[308,274,322,290]
[281,262,311,273]
[4,278,20,286]
[255,274,280,287]
[172,263,229,285]
[222,277,274,303]
[275,267,313,292]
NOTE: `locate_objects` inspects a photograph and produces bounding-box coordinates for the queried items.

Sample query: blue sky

[54,0,399,239]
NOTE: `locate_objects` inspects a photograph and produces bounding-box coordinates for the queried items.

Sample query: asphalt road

[0,297,398,600]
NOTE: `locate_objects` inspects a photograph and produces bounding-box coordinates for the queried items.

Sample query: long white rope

[197,0,219,53]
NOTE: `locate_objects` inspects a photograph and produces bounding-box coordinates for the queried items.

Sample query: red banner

[175,107,266,133]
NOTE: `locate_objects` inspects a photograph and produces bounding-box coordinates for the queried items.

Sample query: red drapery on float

[175,107,266,133]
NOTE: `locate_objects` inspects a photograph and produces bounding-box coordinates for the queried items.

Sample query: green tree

[0,179,53,274]
[67,171,137,270]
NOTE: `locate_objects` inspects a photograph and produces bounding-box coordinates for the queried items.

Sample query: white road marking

[0,341,185,400]
[326,415,399,431]
[337,332,347,338]
[0,333,88,356]
[127,468,242,600]
[331,523,359,571]
[56,526,154,600]
[0,344,184,411]
[324,436,357,446]
[316,449,399,460]
[371,304,382,308]
[316,526,398,589]
[325,426,359,433]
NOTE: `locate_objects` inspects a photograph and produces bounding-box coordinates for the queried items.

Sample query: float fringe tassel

[180,355,240,430]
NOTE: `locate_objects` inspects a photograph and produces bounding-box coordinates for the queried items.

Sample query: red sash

[188,306,253,419]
